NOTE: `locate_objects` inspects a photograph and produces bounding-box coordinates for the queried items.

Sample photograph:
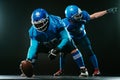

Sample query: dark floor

[0,75,120,80]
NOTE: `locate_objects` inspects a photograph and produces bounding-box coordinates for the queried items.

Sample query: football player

[20,8,89,77]
[54,5,118,76]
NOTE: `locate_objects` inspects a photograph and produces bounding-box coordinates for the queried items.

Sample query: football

[20,60,34,77]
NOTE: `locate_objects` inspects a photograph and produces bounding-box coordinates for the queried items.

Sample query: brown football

[20,60,33,77]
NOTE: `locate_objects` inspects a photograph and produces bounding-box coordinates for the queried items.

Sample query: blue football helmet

[65,5,82,21]
[31,8,49,31]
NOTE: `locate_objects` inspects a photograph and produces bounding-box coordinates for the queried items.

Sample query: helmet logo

[70,8,74,11]
[35,12,40,17]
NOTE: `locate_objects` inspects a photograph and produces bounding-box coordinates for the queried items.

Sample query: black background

[0,0,119,76]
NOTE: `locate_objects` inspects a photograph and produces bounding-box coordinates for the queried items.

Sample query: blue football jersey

[62,10,90,39]
[27,15,70,59]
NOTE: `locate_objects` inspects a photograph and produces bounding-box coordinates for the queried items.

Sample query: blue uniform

[27,15,71,60]
[60,10,99,70]
[25,12,89,77]
[63,10,90,39]
[27,15,85,70]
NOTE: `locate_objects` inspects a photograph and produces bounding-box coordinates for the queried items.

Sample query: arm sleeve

[27,27,39,60]
[27,38,39,60]
[82,10,90,21]
[57,27,70,50]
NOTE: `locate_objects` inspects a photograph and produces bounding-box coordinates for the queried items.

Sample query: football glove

[48,47,60,60]
[107,7,118,13]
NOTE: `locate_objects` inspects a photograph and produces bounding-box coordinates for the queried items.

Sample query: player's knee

[71,49,82,58]
[71,49,78,54]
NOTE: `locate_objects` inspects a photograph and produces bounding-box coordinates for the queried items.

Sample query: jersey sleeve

[27,26,39,60]
[57,27,70,50]
[28,26,34,38]
[51,15,71,50]
[51,15,65,30]
[81,10,90,21]
[27,39,39,60]
[62,18,69,28]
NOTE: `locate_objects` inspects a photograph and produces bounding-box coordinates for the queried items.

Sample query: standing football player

[54,5,118,76]
[20,8,89,77]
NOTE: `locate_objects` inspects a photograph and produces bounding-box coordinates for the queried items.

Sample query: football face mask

[33,18,49,31]
[71,13,83,21]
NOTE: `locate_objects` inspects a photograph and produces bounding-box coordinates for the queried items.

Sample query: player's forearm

[90,10,107,20]
[27,39,38,60]
[90,7,118,20]
[27,46,38,60]
[57,29,70,50]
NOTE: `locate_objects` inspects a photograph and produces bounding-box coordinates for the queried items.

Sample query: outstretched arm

[90,10,107,20]
[90,7,118,20]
